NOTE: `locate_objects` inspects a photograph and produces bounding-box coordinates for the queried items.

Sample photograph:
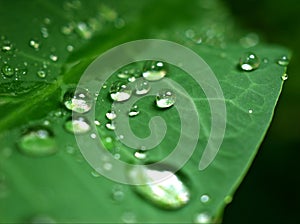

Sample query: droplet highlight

[64,117,91,134]
[109,81,132,102]
[63,88,92,113]
[277,55,289,66]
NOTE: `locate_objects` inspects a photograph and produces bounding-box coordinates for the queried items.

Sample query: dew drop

[90,133,97,139]
[76,21,92,39]
[37,70,46,78]
[142,61,167,81]
[63,87,92,113]
[134,150,147,160]
[103,162,112,170]
[117,71,130,79]
[18,127,57,157]
[94,120,101,126]
[1,64,14,77]
[135,79,151,95]
[40,27,49,38]
[121,211,136,224]
[248,109,253,114]
[281,73,288,81]
[64,116,91,134]
[105,122,116,131]
[239,52,260,71]
[200,194,210,203]
[1,41,12,52]
[106,110,117,120]
[156,89,176,108]
[128,105,140,117]
[109,81,132,102]
[112,185,124,202]
[128,76,136,82]
[66,44,74,52]
[194,212,212,224]
[49,54,58,62]
[277,55,290,66]
[129,167,190,209]
[29,39,40,50]
[224,195,233,204]
[61,24,74,35]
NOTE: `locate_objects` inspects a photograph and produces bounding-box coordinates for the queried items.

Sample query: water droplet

[64,116,91,134]
[65,145,75,154]
[18,127,57,157]
[61,24,74,35]
[112,185,124,202]
[281,73,288,81]
[129,167,190,209]
[128,105,140,117]
[105,122,116,131]
[156,89,176,108]
[37,70,46,78]
[1,41,12,52]
[76,21,92,39]
[194,212,212,224]
[1,64,14,77]
[91,170,100,177]
[134,150,147,160]
[29,39,40,50]
[94,120,101,126]
[63,88,92,113]
[49,54,58,62]
[43,18,51,25]
[106,110,117,120]
[135,79,151,95]
[263,58,269,63]
[40,27,49,38]
[200,194,210,203]
[224,195,233,204]
[121,211,136,224]
[185,29,195,39]
[142,61,167,81]
[66,44,74,52]
[128,76,136,82]
[248,109,253,114]
[103,162,112,170]
[109,81,132,102]
[117,71,130,79]
[239,52,260,71]
[277,55,290,66]
[90,133,97,139]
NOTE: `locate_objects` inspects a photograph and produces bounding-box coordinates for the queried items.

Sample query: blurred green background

[223,0,300,223]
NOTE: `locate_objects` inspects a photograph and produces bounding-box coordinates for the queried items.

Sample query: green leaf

[0,0,290,223]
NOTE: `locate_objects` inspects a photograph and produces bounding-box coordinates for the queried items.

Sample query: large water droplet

[29,39,40,50]
[277,55,290,66]
[109,81,132,102]
[156,89,176,108]
[142,61,167,81]
[64,116,91,134]
[239,52,260,71]
[135,79,151,95]
[129,167,190,209]
[18,127,57,157]
[63,88,92,113]
[1,64,14,77]
[194,212,212,224]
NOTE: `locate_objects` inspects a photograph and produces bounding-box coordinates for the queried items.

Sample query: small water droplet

[40,27,49,38]
[117,71,130,79]
[129,167,190,209]
[37,70,47,78]
[224,195,233,204]
[156,89,176,108]
[200,194,210,203]
[134,150,147,160]
[18,127,57,157]
[29,39,40,50]
[239,52,260,71]
[112,185,124,202]
[106,110,117,120]
[185,29,195,39]
[105,122,116,131]
[194,212,212,224]
[263,58,269,63]
[1,64,14,77]
[43,17,51,25]
[64,116,91,134]
[66,44,74,52]
[76,21,92,39]
[135,79,151,95]
[248,109,253,114]
[103,162,112,170]
[128,76,136,82]
[94,120,101,126]
[114,153,121,160]
[1,41,12,52]
[281,73,288,81]
[109,81,132,102]
[277,55,290,66]
[63,88,92,113]
[142,61,167,81]
[121,212,136,224]
[91,170,100,177]
[61,24,74,35]
[65,145,75,154]
[90,133,97,139]
[128,105,140,117]
[49,54,58,62]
